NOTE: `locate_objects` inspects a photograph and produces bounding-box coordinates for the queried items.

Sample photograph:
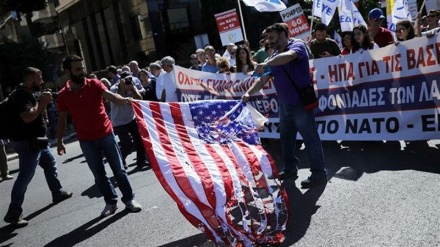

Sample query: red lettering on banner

[383,54,402,73]
[406,43,440,69]
[327,62,355,83]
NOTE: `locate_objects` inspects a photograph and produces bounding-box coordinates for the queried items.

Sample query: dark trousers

[114,119,148,166]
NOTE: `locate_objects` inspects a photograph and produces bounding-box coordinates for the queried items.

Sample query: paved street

[1,138,439,247]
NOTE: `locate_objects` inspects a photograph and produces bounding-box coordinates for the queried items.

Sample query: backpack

[0,92,17,139]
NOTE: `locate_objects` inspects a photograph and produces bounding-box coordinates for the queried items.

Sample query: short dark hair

[63,55,83,70]
[23,67,41,81]
[107,65,117,74]
[265,23,289,37]
[428,9,439,15]
[314,23,327,32]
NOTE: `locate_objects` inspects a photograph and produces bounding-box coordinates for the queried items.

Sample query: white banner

[338,0,367,32]
[214,9,244,46]
[174,35,440,141]
[279,4,311,41]
[312,0,339,26]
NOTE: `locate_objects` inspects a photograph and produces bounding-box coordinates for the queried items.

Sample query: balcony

[39,32,64,50]
[32,2,57,22]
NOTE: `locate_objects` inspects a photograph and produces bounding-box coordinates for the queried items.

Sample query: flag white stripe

[139,102,221,243]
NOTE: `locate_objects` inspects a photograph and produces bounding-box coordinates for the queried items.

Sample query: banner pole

[237,0,248,41]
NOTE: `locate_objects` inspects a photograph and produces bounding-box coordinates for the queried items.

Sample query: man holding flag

[242,23,327,188]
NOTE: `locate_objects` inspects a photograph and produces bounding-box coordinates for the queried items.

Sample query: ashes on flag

[132,100,290,246]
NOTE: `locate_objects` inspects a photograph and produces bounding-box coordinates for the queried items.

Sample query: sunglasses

[428,15,438,18]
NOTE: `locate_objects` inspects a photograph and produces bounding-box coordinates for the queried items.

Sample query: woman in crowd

[216,57,232,74]
[234,45,256,75]
[352,25,379,54]
[340,31,354,55]
[139,69,158,101]
[395,19,416,41]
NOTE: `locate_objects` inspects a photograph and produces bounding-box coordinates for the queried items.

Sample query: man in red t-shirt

[56,55,142,217]
[367,8,394,48]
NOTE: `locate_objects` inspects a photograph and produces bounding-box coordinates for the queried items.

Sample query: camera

[124,76,133,85]
[40,89,58,100]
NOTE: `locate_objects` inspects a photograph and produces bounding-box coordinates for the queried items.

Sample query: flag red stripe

[137,101,218,242]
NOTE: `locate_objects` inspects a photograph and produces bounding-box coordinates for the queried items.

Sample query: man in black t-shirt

[309,23,341,59]
[3,67,72,228]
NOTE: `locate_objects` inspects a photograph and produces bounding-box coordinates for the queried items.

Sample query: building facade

[56,0,205,73]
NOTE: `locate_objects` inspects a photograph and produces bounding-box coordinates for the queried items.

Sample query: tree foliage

[1,0,46,13]
[0,36,56,96]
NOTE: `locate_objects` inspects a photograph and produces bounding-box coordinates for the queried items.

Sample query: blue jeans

[8,140,63,213]
[279,104,326,179]
[79,133,134,205]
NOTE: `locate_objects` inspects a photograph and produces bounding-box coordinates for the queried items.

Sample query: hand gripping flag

[132,100,289,246]
[242,0,286,12]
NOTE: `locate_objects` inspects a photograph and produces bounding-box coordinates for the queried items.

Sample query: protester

[395,20,416,41]
[107,65,121,85]
[352,25,379,54]
[202,46,219,73]
[195,48,206,67]
[4,67,72,227]
[216,57,232,74]
[222,43,237,67]
[100,78,112,115]
[110,74,149,169]
[252,38,271,63]
[150,62,166,100]
[367,8,394,47]
[0,139,13,181]
[416,9,440,36]
[309,23,341,58]
[189,54,201,70]
[56,55,142,217]
[129,60,141,78]
[242,23,327,188]
[159,56,178,102]
[139,69,158,101]
[340,31,354,55]
[235,45,256,75]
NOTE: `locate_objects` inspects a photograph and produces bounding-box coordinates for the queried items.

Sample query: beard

[31,83,42,92]
[70,72,85,85]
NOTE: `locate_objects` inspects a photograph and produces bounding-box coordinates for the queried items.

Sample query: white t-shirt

[353,42,379,54]
[155,70,166,100]
[162,70,178,102]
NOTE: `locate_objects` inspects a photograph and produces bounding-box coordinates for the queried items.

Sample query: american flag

[132,100,289,246]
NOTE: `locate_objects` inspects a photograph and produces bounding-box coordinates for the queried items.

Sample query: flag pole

[420,0,426,13]
[237,0,248,41]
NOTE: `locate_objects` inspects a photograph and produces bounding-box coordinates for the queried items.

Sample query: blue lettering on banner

[316,74,440,117]
[339,14,352,23]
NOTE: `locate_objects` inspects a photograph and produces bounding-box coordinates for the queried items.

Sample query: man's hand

[39,92,52,106]
[57,142,66,155]
[242,92,250,103]
[255,63,266,74]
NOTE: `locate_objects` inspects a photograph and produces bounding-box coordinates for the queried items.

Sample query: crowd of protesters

[1,5,438,228]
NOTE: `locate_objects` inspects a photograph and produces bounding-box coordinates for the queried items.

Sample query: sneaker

[53,191,73,204]
[4,213,28,228]
[301,176,328,188]
[277,170,298,181]
[101,204,118,217]
[125,200,142,212]
[1,175,14,181]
